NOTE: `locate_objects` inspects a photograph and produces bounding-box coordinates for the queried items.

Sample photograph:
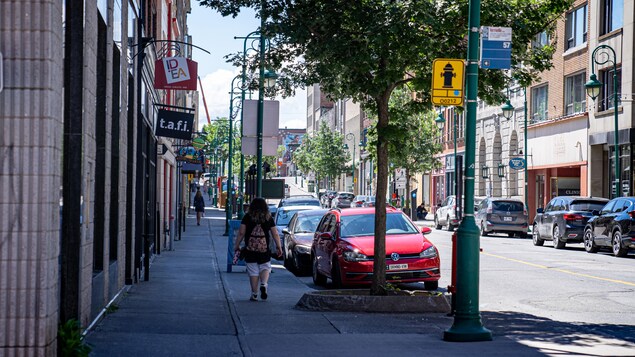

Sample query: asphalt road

[281,176,635,327]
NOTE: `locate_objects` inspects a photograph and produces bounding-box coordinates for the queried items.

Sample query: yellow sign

[188,174,194,181]
[431,59,465,106]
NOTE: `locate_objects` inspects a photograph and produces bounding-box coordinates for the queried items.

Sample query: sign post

[431,59,465,106]
[480,27,512,69]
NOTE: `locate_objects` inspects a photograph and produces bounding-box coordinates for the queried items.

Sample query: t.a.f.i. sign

[431,59,465,106]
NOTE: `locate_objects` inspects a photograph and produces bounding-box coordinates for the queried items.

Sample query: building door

[536,174,545,210]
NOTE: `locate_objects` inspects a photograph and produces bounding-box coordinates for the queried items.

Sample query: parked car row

[533,195,635,257]
[433,193,634,257]
[276,205,441,290]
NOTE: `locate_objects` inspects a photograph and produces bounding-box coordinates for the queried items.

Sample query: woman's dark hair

[248,197,271,223]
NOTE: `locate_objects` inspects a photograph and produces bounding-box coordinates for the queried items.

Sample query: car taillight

[563,213,584,221]
[628,211,635,219]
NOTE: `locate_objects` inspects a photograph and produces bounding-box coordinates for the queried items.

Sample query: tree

[200,0,573,294]
[291,123,347,193]
[367,85,443,210]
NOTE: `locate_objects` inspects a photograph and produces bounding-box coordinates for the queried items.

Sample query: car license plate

[503,216,512,222]
[387,264,408,270]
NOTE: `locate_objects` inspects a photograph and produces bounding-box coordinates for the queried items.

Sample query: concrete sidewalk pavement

[85,198,599,356]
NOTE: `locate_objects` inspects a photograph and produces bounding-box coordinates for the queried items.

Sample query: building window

[532,31,549,48]
[603,0,623,35]
[600,67,621,111]
[531,85,548,122]
[564,72,586,115]
[565,5,587,50]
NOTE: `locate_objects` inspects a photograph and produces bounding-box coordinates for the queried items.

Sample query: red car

[311,207,440,290]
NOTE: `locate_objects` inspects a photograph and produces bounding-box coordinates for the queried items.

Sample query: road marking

[481,252,635,287]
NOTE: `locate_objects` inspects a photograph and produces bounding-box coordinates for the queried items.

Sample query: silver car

[476,197,528,238]
[434,195,460,231]
[331,192,355,208]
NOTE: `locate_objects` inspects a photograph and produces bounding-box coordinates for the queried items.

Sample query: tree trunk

[371,94,390,295]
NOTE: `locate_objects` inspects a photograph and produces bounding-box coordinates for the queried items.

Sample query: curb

[295,289,451,313]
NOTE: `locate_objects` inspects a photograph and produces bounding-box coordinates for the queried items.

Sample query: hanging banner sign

[155,109,194,140]
[154,57,198,90]
[509,157,526,170]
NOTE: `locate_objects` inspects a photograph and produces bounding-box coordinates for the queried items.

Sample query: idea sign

[154,57,198,90]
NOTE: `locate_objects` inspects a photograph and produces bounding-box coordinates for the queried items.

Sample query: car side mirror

[536,208,544,214]
[282,228,290,235]
[436,203,441,208]
[421,226,432,235]
[319,232,333,240]
[591,210,600,216]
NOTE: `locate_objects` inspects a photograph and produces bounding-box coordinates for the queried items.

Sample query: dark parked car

[311,207,440,290]
[281,209,329,273]
[476,197,528,237]
[583,197,635,257]
[331,192,355,209]
[533,196,609,248]
[278,195,320,208]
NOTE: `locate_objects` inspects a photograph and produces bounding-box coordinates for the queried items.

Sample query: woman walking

[193,189,205,225]
[233,197,282,301]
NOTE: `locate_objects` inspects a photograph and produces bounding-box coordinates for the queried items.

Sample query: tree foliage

[292,123,348,184]
[199,0,574,294]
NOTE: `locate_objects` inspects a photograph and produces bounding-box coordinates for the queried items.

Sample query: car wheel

[424,280,439,291]
[434,215,442,230]
[480,223,488,237]
[612,230,628,257]
[532,225,544,246]
[552,226,565,249]
[445,215,454,231]
[283,242,294,270]
[583,229,599,253]
[293,251,306,275]
[312,255,327,286]
[331,259,343,288]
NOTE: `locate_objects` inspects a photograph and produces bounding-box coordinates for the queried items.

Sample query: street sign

[508,157,526,170]
[480,26,512,69]
[431,59,465,106]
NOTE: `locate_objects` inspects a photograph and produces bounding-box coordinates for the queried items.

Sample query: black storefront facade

[589,127,635,199]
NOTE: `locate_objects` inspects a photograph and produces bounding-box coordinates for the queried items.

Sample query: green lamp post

[345,133,357,193]
[501,85,528,210]
[443,0,492,342]
[586,45,620,197]
[224,76,243,235]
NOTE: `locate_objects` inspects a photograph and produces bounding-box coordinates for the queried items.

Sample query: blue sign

[480,27,512,69]
[509,157,526,170]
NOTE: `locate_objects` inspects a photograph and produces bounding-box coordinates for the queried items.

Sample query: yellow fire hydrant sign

[431,59,465,106]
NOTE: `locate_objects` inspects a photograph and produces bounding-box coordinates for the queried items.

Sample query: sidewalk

[84,198,549,356]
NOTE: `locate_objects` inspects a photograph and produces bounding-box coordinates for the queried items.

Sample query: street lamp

[224,75,243,235]
[586,45,619,198]
[501,84,527,210]
[345,133,356,194]
[444,0,491,341]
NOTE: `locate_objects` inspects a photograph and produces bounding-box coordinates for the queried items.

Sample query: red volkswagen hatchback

[311,207,440,290]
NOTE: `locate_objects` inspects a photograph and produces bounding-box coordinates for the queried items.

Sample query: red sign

[154,57,198,90]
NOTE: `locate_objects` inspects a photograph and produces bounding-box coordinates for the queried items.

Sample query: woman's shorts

[246,261,272,277]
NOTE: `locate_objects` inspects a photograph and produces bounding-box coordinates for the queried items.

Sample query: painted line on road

[482,252,635,287]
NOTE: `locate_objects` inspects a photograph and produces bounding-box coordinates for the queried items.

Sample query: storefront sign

[155,109,194,140]
[154,57,198,90]
[509,157,526,170]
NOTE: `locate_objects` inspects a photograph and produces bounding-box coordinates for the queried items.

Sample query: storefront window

[609,144,631,197]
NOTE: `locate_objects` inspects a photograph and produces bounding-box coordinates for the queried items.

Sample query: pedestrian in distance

[416,203,428,220]
[207,185,213,200]
[194,189,205,225]
[233,197,282,301]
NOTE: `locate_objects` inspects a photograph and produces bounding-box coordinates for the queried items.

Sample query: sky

[188,4,307,131]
